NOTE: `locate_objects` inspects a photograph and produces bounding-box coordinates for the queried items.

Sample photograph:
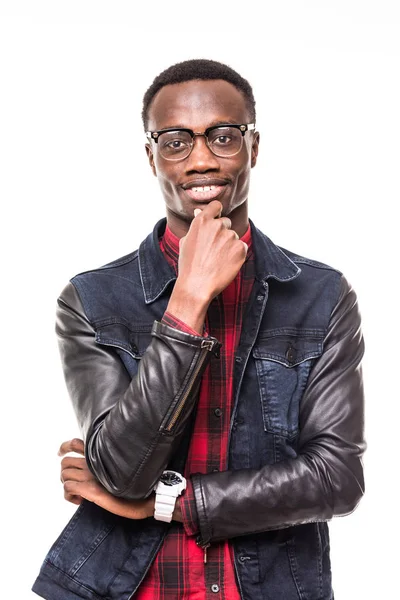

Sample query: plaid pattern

[135,223,254,599]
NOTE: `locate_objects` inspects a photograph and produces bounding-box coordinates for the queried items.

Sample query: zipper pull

[201,339,215,352]
[196,536,211,564]
[200,338,221,358]
[203,543,210,564]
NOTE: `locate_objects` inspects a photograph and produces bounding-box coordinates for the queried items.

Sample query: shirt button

[211,584,220,593]
[214,408,222,417]
[212,467,219,472]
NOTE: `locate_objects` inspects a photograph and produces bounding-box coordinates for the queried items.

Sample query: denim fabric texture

[33,218,341,600]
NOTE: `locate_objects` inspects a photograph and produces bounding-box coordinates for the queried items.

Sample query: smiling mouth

[184,184,227,202]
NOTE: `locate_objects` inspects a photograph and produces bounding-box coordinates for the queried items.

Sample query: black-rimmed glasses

[146,123,256,161]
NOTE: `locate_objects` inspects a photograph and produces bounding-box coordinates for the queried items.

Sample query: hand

[178,200,247,301]
[166,201,248,332]
[58,438,155,520]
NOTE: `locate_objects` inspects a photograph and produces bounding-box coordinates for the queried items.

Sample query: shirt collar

[138,218,300,304]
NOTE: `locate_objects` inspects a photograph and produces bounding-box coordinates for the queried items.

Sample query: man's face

[145,79,259,229]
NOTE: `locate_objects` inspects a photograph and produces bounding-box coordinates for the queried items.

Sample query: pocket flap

[253,328,324,367]
[95,318,153,358]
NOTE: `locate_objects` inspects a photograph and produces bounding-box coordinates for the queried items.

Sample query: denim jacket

[32,218,365,600]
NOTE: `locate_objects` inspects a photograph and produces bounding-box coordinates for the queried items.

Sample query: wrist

[167,280,210,334]
[172,496,183,522]
[153,471,187,523]
[146,495,156,518]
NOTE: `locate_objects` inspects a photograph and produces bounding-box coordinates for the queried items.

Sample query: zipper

[165,338,220,432]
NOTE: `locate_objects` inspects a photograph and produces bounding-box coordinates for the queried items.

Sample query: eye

[159,131,192,154]
[165,139,187,150]
[209,127,239,146]
[214,135,232,145]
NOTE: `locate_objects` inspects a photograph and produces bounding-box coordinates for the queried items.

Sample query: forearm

[57,282,220,500]
[192,275,366,546]
[86,322,219,499]
[192,441,364,545]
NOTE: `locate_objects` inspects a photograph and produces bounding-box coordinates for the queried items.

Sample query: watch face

[160,472,182,486]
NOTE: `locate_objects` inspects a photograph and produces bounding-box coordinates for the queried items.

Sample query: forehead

[147,79,249,130]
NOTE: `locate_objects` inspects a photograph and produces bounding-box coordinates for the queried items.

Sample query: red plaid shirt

[135,223,255,599]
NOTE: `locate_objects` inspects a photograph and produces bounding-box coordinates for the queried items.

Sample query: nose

[185,134,220,172]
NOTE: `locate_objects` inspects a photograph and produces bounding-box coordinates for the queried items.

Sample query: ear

[251,131,260,168]
[145,143,157,177]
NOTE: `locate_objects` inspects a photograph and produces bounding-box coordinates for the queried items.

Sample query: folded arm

[56,282,219,500]
[189,275,366,546]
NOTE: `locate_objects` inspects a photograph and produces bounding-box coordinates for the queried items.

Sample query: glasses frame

[145,123,256,161]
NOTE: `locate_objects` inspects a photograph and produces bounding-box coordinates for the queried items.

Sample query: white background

[1,1,399,598]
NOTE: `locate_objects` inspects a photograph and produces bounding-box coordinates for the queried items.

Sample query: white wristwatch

[154,470,187,523]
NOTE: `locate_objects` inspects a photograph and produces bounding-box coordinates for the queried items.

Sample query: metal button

[214,408,222,417]
[211,584,220,593]
[257,294,264,301]
[239,555,251,563]
[286,345,295,363]
[235,356,242,363]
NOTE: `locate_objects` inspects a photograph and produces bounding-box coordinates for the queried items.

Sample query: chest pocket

[95,318,153,378]
[253,328,324,437]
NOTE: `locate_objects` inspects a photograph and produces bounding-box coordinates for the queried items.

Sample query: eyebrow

[155,119,241,131]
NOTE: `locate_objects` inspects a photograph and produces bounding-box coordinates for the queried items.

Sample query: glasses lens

[158,130,192,160]
[207,127,243,157]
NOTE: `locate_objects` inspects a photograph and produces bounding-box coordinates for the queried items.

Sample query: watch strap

[154,492,178,523]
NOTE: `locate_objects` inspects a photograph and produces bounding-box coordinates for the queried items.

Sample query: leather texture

[32,218,365,600]
[192,274,366,545]
[57,282,220,499]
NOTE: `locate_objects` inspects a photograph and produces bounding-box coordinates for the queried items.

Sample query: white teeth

[191,185,216,192]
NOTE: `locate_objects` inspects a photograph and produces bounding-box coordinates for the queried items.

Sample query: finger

[58,438,85,457]
[64,492,82,506]
[219,217,232,230]
[61,466,92,484]
[194,209,202,217]
[60,456,87,471]
[234,231,239,240]
[63,481,84,505]
[64,480,104,506]
[200,200,222,219]
[64,480,89,502]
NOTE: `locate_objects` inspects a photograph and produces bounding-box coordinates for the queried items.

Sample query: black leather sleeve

[56,282,220,500]
[192,275,366,546]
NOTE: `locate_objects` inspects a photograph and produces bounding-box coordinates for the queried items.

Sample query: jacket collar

[138,218,301,304]
[249,220,301,284]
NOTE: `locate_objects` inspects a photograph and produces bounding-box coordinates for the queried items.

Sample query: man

[32,59,365,600]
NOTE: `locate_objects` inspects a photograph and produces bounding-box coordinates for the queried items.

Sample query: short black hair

[142,58,256,130]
